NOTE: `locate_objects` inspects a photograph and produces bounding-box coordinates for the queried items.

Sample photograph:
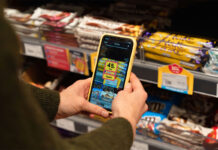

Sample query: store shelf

[53,115,185,150]
[133,60,218,98]
[20,36,218,98]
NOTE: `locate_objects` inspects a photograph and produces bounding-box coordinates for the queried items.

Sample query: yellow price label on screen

[103,74,115,81]
[105,61,118,72]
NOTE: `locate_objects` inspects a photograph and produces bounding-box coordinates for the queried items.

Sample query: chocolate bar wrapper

[75,28,103,40]
[147,32,214,48]
[4,8,31,23]
[159,134,204,150]
[77,37,99,45]
[157,119,213,145]
[145,52,202,70]
[78,16,143,37]
[27,8,77,27]
[203,49,218,76]
[79,43,98,51]
[141,41,204,64]
[209,49,218,65]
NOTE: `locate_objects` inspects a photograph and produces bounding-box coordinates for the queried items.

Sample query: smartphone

[87,33,137,113]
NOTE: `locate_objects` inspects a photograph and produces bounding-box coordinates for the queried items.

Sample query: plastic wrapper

[4,8,31,22]
[4,8,40,38]
[145,32,214,49]
[203,48,218,76]
[28,7,79,47]
[137,92,182,138]
[75,16,144,50]
[145,52,202,70]
[204,127,218,149]
[140,32,214,69]
[79,43,98,51]
[77,16,143,36]
[157,119,213,150]
[42,30,78,47]
[141,41,204,64]
[28,8,77,27]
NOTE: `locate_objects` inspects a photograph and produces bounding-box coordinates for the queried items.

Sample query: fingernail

[101,111,108,117]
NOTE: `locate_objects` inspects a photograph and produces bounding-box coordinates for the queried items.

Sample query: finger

[123,83,132,93]
[82,101,109,118]
[130,73,144,91]
[81,78,92,88]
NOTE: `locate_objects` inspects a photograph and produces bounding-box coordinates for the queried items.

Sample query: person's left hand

[55,78,109,119]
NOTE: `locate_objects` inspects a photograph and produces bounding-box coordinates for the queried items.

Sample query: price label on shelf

[162,73,188,91]
[24,43,44,59]
[44,44,70,71]
[56,119,75,132]
[158,64,194,95]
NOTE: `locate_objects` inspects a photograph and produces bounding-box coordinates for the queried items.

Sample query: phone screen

[89,35,134,111]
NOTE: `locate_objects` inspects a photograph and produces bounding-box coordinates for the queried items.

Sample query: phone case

[87,33,137,113]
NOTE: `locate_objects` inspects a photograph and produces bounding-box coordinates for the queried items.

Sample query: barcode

[165,80,172,85]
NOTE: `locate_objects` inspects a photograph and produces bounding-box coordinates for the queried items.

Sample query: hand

[112,73,148,137]
[56,78,109,119]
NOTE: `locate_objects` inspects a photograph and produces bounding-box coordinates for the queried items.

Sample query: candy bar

[145,52,202,70]
[141,41,204,64]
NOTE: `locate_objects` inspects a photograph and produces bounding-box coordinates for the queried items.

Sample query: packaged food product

[205,127,218,144]
[77,16,143,37]
[27,8,77,27]
[141,41,203,64]
[203,48,218,76]
[147,32,214,49]
[145,52,202,70]
[4,8,31,22]
[137,93,182,137]
[157,119,213,149]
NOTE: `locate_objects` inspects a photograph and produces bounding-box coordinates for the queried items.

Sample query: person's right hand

[112,73,148,137]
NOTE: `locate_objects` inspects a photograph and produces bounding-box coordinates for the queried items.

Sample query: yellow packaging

[146,32,212,51]
[164,34,211,48]
[145,52,201,70]
[160,41,202,54]
[141,41,201,64]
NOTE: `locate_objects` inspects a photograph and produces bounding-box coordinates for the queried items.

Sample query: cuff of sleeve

[69,117,133,150]
[25,83,60,121]
[36,88,60,121]
[105,117,133,145]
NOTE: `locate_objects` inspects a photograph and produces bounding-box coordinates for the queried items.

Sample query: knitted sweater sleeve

[24,83,60,121]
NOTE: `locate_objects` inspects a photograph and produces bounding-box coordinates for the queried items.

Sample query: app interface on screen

[89,36,133,111]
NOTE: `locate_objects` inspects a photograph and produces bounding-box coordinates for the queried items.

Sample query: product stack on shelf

[108,0,178,30]
[137,84,182,138]
[74,16,144,51]
[4,8,40,38]
[140,31,215,71]
[137,84,218,149]
[30,7,79,47]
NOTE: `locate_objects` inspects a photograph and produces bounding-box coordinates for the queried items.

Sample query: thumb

[123,83,132,93]
[82,101,109,118]
[80,78,92,88]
